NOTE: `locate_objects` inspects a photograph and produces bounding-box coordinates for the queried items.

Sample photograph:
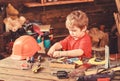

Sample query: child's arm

[53,49,84,57]
[47,42,62,57]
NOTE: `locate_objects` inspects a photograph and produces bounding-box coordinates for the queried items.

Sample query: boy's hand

[47,42,62,57]
[53,51,61,58]
[47,48,55,57]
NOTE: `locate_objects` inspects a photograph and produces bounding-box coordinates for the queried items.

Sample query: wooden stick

[114,13,120,34]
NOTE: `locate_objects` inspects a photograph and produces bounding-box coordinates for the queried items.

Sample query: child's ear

[82,26,87,32]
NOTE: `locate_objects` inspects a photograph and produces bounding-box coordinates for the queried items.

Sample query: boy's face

[67,26,84,40]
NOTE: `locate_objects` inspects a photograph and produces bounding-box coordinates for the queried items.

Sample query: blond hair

[66,10,88,30]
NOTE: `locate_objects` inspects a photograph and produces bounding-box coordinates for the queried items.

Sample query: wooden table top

[0,54,120,81]
[0,56,75,81]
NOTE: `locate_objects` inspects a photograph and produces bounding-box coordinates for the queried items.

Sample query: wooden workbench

[0,56,75,81]
[0,54,120,81]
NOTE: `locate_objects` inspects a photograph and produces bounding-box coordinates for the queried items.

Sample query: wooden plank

[0,67,59,81]
[113,13,120,34]
[0,74,51,81]
[115,0,120,13]
[49,62,75,69]
[24,0,94,7]
[0,74,75,81]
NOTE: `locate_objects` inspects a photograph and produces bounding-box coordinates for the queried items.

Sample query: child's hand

[53,51,61,58]
[47,47,55,57]
[47,42,62,57]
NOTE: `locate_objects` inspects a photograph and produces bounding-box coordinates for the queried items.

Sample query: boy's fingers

[47,52,53,57]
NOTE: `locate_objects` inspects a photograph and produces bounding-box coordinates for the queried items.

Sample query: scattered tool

[21,63,30,70]
[21,62,33,70]
[37,55,43,62]
[27,56,35,63]
[32,62,43,73]
[53,71,69,79]
[50,57,67,63]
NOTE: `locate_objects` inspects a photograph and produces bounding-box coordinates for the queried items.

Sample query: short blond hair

[66,10,88,30]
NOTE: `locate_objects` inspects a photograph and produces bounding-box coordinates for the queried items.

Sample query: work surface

[0,54,120,81]
[0,55,76,81]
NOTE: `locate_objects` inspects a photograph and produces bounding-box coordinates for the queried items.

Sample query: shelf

[24,0,94,7]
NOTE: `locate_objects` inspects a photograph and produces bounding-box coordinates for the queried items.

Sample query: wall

[0,0,118,53]
[0,0,117,34]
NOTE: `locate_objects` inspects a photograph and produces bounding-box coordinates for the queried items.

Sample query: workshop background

[0,0,119,58]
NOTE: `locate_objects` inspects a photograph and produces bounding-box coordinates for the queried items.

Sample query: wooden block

[49,62,75,69]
